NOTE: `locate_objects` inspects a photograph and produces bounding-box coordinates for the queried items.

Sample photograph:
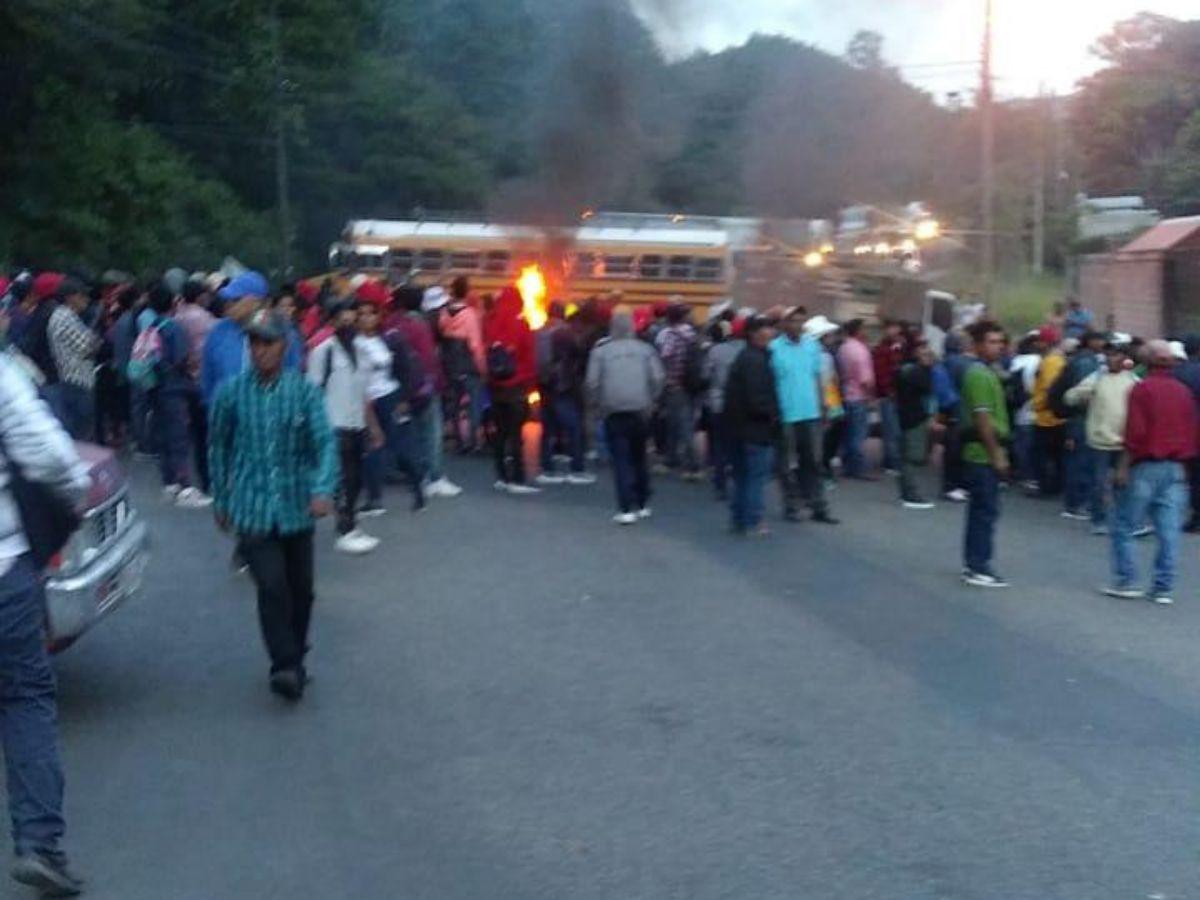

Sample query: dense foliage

[1,1,1197,276]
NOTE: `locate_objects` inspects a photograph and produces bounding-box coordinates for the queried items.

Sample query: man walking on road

[0,348,91,896]
[208,309,339,700]
[725,315,779,536]
[1104,340,1197,605]
[585,309,664,524]
[771,307,837,525]
[960,321,1012,588]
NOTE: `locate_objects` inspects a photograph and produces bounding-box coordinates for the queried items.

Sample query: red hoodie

[483,287,535,393]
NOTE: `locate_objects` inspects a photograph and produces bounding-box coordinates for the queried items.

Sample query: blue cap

[217,271,269,301]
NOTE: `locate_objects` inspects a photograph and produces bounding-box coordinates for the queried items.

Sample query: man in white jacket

[0,346,91,896]
[1065,342,1139,535]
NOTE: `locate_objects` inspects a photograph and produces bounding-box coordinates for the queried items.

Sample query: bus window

[449,251,481,272]
[417,249,444,272]
[391,249,414,272]
[605,255,634,277]
[668,255,693,280]
[694,257,724,282]
[484,251,510,274]
[639,254,663,279]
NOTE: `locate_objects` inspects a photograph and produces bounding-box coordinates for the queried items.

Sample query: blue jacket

[201,318,302,407]
[931,362,958,413]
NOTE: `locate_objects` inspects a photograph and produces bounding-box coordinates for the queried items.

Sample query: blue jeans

[0,556,65,858]
[45,383,93,442]
[1011,424,1034,483]
[878,397,901,471]
[540,394,584,474]
[841,401,870,477]
[1090,449,1121,527]
[1063,418,1094,512]
[153,387,193,488]
[606,412,650,513]
[730,441,775,530]
[663,388,698,473]
[708,410,733,494]
[363,391,426,504]
[415,400,444,482]
[1111,461,1187,594]
[963,462,1001,574]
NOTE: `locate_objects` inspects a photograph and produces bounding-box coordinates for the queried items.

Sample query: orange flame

[516,264,548,330]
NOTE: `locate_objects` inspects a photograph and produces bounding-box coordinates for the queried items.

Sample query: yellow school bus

[325,215,733,312]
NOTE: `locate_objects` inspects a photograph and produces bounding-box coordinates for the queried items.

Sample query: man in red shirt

[872,320,906,473]
[1105,340,1198,604]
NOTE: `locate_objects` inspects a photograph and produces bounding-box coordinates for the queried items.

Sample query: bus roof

[344,219,730,249]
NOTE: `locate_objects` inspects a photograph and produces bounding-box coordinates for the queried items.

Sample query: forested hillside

[1,0,1197,275]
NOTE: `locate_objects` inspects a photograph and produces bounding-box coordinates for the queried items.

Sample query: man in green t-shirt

[959,320,1011,587]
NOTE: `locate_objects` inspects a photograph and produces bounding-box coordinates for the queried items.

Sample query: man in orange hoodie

[484,286,538,493]
[438,276,486,453]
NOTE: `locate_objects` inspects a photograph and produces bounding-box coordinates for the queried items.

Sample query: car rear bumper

[45,520,150,646]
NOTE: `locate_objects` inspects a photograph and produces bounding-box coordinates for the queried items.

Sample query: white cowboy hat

[803,314,839,338]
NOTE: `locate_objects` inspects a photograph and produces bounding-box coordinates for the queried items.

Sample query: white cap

[1169,340,1188,361]
[803,315,839,339]
[421,286,449,312]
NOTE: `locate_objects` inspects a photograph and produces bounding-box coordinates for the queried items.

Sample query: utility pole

[980,0,995,303]
[270,2,292,278]
[1032,84,1046,275]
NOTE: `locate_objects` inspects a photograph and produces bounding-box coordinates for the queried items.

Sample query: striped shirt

[48,305,101,390]
[208,369,339,536]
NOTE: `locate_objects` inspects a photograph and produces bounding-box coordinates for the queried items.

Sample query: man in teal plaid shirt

[209,309,338,700]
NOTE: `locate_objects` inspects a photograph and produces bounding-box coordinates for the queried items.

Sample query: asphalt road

[7,447,1200,900]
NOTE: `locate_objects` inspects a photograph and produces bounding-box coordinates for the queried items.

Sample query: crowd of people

[1,261,1199,895]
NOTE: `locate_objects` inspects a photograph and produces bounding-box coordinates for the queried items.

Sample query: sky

[631,0,1197,99]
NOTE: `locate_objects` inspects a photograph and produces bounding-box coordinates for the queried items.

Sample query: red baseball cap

[32,272,65,302]
[355,279,390,308]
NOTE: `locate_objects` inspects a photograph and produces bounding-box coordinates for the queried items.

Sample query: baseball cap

[32,272,65,302]
[217,271,269,302]
[243,309,288,342]
[421,286,448,313]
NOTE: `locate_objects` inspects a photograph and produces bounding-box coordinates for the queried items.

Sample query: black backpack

[487,342,516,381]
[1004,369,1029,415]
[442,337,476,383]
[18,303,60,385]
[1045,364,1077,419]
[683,340,708,396]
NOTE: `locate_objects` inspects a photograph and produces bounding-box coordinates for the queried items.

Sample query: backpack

[487,342,516,382]
[683,339,708,396]
[127,322,165,389]
[386,330,435,411]
[1045,363,1077,419]
[1004,368,1029,414]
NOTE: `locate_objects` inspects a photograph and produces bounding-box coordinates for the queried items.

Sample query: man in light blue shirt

[770,307,838,524]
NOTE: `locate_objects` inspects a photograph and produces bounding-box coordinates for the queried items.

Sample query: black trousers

[1035,424,1066,496]
[336,429,366,535]
[239,530,315,674]
[778,420,828,516]
[491,397,529,485]
[941,415,965,494]
[606,412,650,513]
[187,386,210,494]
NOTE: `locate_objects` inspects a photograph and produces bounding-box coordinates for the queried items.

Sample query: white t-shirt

[355,335,400,402]
[307,337,368,430]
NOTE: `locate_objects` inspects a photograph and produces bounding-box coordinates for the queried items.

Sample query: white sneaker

[494,480,511,492]
[1132,525,1154,539]
[162,484,183,502]
[1150,594,1174,606]
[535,472,566,485]
[944,488,969,503]
[636,507,652,519]
[902,499,935,510]
[962,570,1009,588]
[566,472,597,485]
[428,477,462,498]
[335,530,380,555]
[507,483,541,495]
[613,512,638,525]
[1061,509,1089,521]
[175,487,213,509]
[1102,585,1144,600]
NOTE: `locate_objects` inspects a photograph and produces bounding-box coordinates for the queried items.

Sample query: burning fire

[516,264,548,330]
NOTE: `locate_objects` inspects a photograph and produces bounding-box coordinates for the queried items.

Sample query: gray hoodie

[585,312,665,415]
